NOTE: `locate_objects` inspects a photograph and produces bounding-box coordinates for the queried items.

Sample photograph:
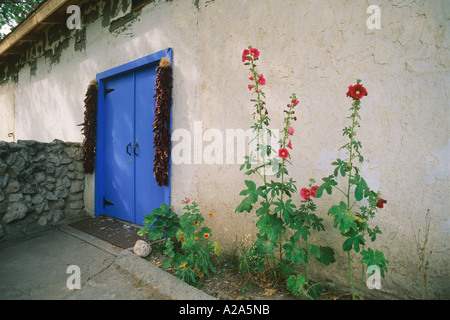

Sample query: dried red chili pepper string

[79,79,98,174]
[153,58,172,187]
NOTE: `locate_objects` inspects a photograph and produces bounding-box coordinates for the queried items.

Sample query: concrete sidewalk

[0,225,215,300]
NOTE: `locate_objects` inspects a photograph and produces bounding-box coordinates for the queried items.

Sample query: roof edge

[0,0,71,58]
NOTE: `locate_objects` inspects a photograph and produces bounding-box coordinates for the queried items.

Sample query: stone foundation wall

[0,140,87,242]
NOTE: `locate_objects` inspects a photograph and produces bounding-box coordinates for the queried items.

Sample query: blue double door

[99,64,166,225]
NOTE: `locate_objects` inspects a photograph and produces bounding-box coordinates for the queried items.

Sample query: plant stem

[306,239,310,283]
[360,264,365,300]
[348,251,355,300]
[346,103,358,300]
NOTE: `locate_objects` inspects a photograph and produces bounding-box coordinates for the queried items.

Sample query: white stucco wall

[0,0,448,299]
[0,80,15,142]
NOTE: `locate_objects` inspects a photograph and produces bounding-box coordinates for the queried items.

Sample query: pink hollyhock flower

[248,84,254,91]
[288,126,294,136]
[242,49,250,62]
[278,148,289,159]
[250,48,260,60]
[310,186,319,198]
[186,198,191,203]
[300,188,311,200]
[291,99,299,106]
[287,140,292,149]
[249,76,254,81]
[258,74,266,85]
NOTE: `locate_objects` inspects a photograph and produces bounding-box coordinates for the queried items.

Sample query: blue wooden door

[96,49,172,225]
[103,73,136,223]
[134,67,165,225]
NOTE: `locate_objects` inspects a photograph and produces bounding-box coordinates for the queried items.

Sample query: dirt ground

[144,245,353,301]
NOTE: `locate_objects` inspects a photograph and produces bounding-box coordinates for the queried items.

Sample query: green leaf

[328,202,358,234]
[287,274,307,296]
[354,183,364,201]
[278,258,295,279]
[342,233,365,252]
[315,175,337,198]
[256,214,285,242]
[307,283,323,300]
[236,180,259,213]
[328,201,347,218]
[293,225,311,242]
[254,236,277,256]
[307,243,321,259]
[245,179,256,191]
[368,225,382,242]
[284,240,308,265]
[360,248,389,277]
[316,246,336,265]
[161,258,172,269]
[332,159,348,177]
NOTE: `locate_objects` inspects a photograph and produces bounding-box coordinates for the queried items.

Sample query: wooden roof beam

[0,0,71,57]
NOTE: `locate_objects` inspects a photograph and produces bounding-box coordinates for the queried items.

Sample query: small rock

[38,216,47,226]
[133,240,152,257]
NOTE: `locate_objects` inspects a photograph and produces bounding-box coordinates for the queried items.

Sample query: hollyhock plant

[236,46,335,298]
[315,79,388,300]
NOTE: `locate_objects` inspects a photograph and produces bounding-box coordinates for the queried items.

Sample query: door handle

[126,143,132,156]
[134,143,139,157]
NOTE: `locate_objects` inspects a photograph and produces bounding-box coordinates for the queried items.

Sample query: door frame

[95,48,173,218]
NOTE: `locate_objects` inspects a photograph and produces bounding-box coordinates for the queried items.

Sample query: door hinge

[103,197,114,209]
[104,88,115,98]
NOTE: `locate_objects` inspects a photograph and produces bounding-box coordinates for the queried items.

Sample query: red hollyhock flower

[248,84,254,91]
[250,48,260,60]
[291,99,299,106]
[376,198,387,209]
[346,83,368,100]
[258,74,266,85]
[287,140,292,149]
[279,148,289,159]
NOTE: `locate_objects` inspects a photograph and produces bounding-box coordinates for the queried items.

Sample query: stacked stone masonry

[0,140,86,242]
